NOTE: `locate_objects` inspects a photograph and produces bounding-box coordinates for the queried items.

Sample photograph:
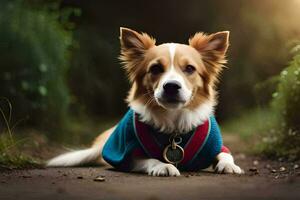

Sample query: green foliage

[0,0,73,130]
[0,134,40,169]
[223,45,300,160]
[273,46,300,131]
[261,45,300,160]
[221,107,275,140]
[0,99,40,169]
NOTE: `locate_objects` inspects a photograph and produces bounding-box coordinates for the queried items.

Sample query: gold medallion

[163,136,184,165]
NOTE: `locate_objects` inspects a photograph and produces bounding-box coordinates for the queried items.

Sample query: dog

[47,27,243,176]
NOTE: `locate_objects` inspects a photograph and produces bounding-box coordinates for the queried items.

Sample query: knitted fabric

[102,109,228,171]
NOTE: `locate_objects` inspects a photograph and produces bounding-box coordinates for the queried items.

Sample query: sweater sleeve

[102,110,141,171]
[210,116,231,154]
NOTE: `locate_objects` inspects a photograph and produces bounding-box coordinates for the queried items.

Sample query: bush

[0,0,73,131]
[262,45,300,160]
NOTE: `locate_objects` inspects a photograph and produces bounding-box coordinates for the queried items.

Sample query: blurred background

[0,0,299,167]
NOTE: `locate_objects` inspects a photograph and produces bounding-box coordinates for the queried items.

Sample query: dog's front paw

[215,160,244,174]
[149,163,180,176]
[215,153,244,174]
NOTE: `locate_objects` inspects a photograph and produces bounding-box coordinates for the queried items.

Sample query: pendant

[163,136,184,165]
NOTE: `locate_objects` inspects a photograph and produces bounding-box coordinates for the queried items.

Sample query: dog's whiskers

[141,90,153,98]
[145,96,155,108]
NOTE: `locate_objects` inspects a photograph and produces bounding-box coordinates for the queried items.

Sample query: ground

[0,134,299,200]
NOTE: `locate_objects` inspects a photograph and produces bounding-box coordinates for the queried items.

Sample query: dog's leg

[214,152,244,174]
[131,158,180,176]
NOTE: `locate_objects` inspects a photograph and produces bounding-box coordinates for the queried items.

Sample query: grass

[0,96,119,170]
[0,98,41,170]
[221,107,299,159]
[221,107,276,140]
[220,107,276,156]
[0,134,41,169]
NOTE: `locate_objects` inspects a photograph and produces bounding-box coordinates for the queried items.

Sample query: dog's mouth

[158,96,185,103]
[156,96,187,109]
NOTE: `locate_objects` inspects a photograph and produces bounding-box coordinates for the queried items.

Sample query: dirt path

[0,134,299,200]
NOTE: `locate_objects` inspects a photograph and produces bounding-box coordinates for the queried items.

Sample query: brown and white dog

[47,27,243,176]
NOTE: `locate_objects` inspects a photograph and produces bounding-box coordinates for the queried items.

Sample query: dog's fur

[47,27,243,176]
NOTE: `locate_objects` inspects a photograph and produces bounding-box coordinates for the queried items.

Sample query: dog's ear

[189,31,229,75]
[119,27,156,81]
[120,27,155,50]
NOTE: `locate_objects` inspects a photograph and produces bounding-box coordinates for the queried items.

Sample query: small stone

[271,169,277,173]
[265,164,271,169]
[249,167,258,172]
[253,160,259,166]
[94,176,105,182]
[21,175,32,178]
[279,167,286,172]
[293,164,299,170]
[77,176,83,179]
[249,167,259,174]
[274,175,279,179]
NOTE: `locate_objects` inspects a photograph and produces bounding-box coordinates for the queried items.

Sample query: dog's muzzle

[162,80,182,103]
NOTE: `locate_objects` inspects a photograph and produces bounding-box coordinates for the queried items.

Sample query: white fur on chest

[130,100,215,133]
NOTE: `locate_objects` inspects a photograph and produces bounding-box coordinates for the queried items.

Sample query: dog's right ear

[119,27,156,81]
[120,27,155,50]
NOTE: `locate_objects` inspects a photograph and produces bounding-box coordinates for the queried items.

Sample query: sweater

[102,109,229,171]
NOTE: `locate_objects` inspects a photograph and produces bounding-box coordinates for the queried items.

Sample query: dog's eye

[149,64,164,75]
[184,65,196,74]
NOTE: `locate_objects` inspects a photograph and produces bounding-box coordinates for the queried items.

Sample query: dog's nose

[163,80,182,96]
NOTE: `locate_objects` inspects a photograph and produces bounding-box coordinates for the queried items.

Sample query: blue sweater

[102,109,224,171]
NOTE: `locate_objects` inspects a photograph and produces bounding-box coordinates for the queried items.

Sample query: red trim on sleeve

[221,145,231,154]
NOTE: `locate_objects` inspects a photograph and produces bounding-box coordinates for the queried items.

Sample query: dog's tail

[47,126,114,167]
[47,146,102,167]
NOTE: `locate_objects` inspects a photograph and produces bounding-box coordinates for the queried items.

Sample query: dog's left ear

[189,31,229,75]
[119,27,156,81]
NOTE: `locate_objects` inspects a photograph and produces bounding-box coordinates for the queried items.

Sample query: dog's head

[119,27,229,132]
